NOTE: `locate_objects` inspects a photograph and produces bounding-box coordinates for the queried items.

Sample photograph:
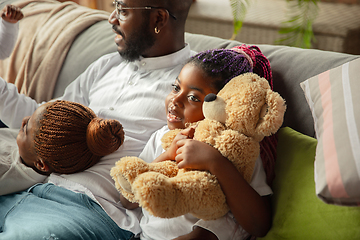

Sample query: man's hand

[1,5,24,23]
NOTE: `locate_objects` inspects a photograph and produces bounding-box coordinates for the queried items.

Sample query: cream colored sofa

[1,0,360,239]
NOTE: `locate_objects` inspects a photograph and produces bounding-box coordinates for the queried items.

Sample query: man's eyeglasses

[113,1,177,21]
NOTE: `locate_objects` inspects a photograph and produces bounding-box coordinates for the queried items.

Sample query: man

[0,0,205,239]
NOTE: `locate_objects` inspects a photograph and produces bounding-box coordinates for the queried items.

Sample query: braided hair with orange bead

[32,100,125,174]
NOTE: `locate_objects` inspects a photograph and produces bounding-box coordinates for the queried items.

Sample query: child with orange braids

[0,100,124,196]
[0,4,23,59]
[118,45,275,240]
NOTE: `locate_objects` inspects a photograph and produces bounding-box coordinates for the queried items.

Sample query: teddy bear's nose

[204,93,217,102]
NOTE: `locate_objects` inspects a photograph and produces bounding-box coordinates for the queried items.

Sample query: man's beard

[118,21,156,62]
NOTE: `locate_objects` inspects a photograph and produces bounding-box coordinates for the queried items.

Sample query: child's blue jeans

[0,183,134,240]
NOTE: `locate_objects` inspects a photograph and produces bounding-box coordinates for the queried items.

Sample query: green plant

[229,0,319,48]
[277,0,319,48]
[229,0,252,40]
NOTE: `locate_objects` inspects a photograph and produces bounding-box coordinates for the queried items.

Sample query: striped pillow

[300,58,360,206]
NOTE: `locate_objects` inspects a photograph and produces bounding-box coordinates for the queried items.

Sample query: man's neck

[144,32,185,58]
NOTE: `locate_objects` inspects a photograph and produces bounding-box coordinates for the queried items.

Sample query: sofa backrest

[185,33,359,137]
[1,0,359,138]
[57,18,358,137]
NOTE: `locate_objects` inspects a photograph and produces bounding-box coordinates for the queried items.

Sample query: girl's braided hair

[188,44,273,91]
[34,100,125,174]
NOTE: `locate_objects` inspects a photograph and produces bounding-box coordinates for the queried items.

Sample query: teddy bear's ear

[255,89,286,139]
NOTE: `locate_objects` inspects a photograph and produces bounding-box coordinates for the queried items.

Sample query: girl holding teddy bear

[117,45,275,240]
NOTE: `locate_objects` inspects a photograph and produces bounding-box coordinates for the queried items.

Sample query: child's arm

[0,5,22,60]
[173,226,218,240]
[1,5,24,23]
[0,129,47,196]
[175,139,272,238]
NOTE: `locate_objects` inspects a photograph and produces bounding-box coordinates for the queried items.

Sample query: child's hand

[152,127,195,163]
[175,138,227,173]
[165,127,195,161]
[1,5,24,23]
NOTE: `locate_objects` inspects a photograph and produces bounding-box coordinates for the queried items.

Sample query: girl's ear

[34,158,51,173]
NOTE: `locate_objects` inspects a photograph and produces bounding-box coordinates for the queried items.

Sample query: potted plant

[230,0,319,48]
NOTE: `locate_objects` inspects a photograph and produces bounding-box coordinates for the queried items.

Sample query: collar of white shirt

[133,43,191,71]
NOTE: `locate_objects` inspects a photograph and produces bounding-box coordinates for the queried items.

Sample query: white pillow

[300,58,360,206]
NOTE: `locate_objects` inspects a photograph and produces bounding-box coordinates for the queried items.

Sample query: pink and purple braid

[231,45,273,89]
[188,44,273,91]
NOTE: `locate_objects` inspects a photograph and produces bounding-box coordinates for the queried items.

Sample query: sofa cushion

[300,58,360,206]
[259,127,360,240]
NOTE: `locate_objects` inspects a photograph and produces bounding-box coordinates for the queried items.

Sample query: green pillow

[259,127,360,240]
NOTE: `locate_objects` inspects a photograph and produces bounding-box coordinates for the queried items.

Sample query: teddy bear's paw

[132,172,183,218]
[150,160,179,177]
[111,156,150,181]
[115,173,132,193]
[110,156,152,196]
[175,170,229,220]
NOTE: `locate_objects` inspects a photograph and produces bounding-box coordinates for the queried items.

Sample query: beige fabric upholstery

[185,0,360,55]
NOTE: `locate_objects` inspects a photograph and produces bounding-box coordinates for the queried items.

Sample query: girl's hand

[168,128,195,159]
[1,5,24,23]
[153,127,195,163]
[175,139,226,173]
[175,139,272,237]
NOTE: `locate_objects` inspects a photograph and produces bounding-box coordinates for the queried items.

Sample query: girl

[0,100,124,195]
[119,45,274,240]
[0,4,23,128]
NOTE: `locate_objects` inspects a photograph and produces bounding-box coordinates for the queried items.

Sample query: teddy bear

[111,72,286,220]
